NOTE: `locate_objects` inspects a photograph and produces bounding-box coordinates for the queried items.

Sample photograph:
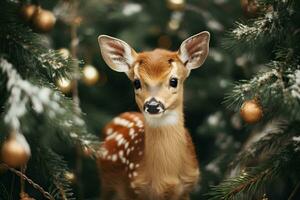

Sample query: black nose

[144,98,165,114]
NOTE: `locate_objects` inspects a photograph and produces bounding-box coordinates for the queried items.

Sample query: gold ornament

[64,171,76,183]
[32,8,56,33]
[240,99,263,124]
[1,133,31,168]
[57,78,73,93]
[58,48,70,60]
[167,0,186,11]
[20,4,37,22]
[82,65,99,86]
[240,0,259,17]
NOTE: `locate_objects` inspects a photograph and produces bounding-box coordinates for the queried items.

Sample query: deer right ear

[98,35,137,73]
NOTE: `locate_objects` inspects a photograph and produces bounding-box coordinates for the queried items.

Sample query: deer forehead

[133,49,184,82]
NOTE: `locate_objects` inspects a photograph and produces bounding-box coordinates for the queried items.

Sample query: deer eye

[133,79,141,90]
[169,77,178,88]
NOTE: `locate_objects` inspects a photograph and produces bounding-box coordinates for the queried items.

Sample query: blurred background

[1,0,299,199]
[62,0,243,198]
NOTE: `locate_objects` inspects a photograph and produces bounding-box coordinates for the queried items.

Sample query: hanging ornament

[240,99,263,124]
[20,4,37,22]
[32,7,56,33]
[58,48,70,59]
[168,11,183,31]
[56,78,72,93]
[20,192,35,200]
[1,132,31,168]
[240,0,259,17]
[167,0,186,11]
[82,65,99,86]
[64,171,76,183]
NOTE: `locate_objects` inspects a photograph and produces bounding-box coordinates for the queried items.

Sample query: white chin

[144,112,164,118]
[143,110,178,127]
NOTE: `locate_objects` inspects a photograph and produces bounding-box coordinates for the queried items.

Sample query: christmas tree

[208,0,300,199]
[0,0,299,199]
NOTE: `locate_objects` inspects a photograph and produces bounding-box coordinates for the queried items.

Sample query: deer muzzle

[143,97,165,115]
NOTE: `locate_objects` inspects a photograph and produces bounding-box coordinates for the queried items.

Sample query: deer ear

[178,31,210,71]
[98,35,137,73]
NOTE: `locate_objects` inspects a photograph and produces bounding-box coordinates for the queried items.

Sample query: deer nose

[143,98,165,115]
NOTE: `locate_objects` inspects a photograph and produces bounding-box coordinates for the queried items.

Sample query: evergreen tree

[1,0,299,199]
[208,0,300,199]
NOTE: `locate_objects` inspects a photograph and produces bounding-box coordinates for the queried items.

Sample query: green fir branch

[207,142,300,200]
[38,147,75,200]
[0,0,79,83]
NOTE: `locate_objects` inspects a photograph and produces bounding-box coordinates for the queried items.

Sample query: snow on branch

[0,58,62,131]
[232,11,276,41]
[0,58,103,157]
[286,69,300,100]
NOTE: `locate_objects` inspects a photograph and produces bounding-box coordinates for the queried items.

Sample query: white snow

[0,58,63,132]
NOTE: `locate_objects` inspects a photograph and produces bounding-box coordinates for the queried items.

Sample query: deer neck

[142,106,187,179]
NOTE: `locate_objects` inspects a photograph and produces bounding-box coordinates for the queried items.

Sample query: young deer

[97,31,210,200]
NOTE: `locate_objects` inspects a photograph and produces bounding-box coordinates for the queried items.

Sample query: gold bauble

[32,8,56,33]
[64,171,76,183]
[240,0,259,17]
[167,0,186,11]
[82,65,99,86]
[58,48,70,60]
[1,134,30,168]
[20,4,37,22]
[240,99,263,124]
[57,78,73,93]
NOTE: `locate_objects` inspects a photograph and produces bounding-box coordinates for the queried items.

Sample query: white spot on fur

[112,154,117,162]
[125,142,129,149]
[144,110,179,127]
[106,128,113,135]
[129,163,134,169]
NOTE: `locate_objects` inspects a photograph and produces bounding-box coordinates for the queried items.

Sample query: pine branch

[37,148,75,200]
[224,0,295,51]
[207,142,300,200]
[224,62,300,121]
[0,0,79,82]
[229,123,289,167]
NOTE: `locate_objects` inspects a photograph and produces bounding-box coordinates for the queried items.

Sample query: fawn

[97,31,210,200]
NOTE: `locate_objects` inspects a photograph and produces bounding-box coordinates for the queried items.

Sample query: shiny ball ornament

[57,78,72,93]
[240,0,259,17]
[1,133,31,168]
[20,4,37,22]
[58,48,70,60]
[82,65,99,86]
[240,99,263,124]
[64,171,76,183]
[167,0,186,11]
[32,8,56,33]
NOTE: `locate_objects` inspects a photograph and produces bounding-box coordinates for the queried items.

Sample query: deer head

[98,32,210,126]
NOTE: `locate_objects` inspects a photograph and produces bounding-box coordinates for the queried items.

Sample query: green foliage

[209,0,300,199]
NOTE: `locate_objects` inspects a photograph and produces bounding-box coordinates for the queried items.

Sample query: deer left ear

[178,31,210,71]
